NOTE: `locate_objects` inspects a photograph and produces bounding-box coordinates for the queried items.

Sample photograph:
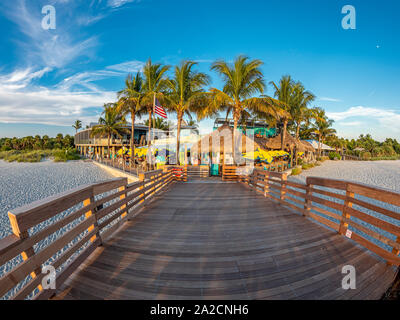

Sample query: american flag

[154,98,167,119]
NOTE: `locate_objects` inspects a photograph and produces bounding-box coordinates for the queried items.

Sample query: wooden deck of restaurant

[52,180,396,300]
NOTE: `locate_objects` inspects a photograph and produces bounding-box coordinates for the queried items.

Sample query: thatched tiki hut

[255,133,315,164]
[191,125,261,168]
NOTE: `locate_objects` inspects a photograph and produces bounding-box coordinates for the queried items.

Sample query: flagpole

[153,93,156,144]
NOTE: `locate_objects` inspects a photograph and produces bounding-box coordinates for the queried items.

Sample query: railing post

[280,173,287,201]
[138,173,145,205]
[304,178,312,217]
[119,181,128,219]
[264,173,269,197]
[83,187,100,244]
[7,214,43,292]
[339,183,353,236]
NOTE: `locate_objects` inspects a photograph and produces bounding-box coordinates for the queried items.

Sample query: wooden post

[304,179,312,217]
[280,173,287,201]
[83,189,100,244]
[139,173,145,205]
[339,184,353,235]
[8,215,43,292]
[119,184,128,218]
[264,173,269,197]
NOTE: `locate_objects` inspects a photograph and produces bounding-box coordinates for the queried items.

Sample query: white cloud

[327,106,400,140]
[107,60,145,73]
[318,97,342,102]
[107,0,138,8]
[0,67,116,126]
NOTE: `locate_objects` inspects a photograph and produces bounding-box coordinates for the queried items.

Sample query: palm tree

[209,55,284,155]
[91,104,127,158]
[186,119,200,134]
[142,58,170,146]
[117,73,146,163]
[164,61,210,163]
[311,107,336,157]
[290,83,315,141]
[270,75,296,149]
[144,118,170,131]
[72,120,82,133]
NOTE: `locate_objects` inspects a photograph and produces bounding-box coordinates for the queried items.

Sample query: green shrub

[361,152,372,160]
[315,161,322,166]
[328,152,341,160]
[291,167,302,176]
[302,163,315,170]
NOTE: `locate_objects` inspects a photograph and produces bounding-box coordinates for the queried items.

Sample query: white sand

[0,160,114,238]
[289,160,400,193]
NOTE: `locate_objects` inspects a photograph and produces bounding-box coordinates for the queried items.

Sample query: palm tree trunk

[176,111,183,165]
[233,106,240,160]
[131,111,136,166]
[318,135,322,157]
[108,134,111,160]
[281,119,288,150]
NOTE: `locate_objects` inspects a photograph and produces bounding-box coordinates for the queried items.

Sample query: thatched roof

[190,125,261,154]
[255,133,314,152]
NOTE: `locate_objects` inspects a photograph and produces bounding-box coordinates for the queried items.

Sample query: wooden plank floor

[53,181,397,300]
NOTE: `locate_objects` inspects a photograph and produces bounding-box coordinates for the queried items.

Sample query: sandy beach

[289,160,400,193]
[0,160,114,239]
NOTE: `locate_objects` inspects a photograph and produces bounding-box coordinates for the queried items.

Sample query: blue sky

[0,0,399,140]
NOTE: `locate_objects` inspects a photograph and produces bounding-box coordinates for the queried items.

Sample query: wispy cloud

[318,97,342,102]
[0,58,146,126]
[0,68,116,126]
[107,0,139,8]
[327,106,400,140]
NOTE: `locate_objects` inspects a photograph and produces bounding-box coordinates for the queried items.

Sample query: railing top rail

[8,178,127,234]
[306,176,400,206]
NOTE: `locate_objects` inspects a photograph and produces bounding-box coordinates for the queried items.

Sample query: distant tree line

[325,134,400,159]
[0,134,75,151]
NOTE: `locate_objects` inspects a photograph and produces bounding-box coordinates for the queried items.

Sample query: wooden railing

[0,167,180,300]
[165,165,188,182]
[239,168,400,266]
[222,165,239,181]
[186,165,210,178]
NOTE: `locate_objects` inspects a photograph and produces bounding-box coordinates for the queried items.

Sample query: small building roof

[304,140,334,151]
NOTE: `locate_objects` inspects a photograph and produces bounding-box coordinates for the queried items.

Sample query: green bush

[0,149,81,163]
[53,149,81,162]
[291,167,302,176]
[315,161,322,166]
[301,163,315,170]
[361,152,372,160]
[328,152,341,160]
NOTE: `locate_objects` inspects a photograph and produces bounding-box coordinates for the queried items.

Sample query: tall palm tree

[117,73,146,162]
[91,104,127,158]
[142,58,170,146]
[290,82,315,141]
[311,107,336,156]
[164,60,210,163]
[270,75,296,149]
[72,120,82,133]
[209,55,284,155]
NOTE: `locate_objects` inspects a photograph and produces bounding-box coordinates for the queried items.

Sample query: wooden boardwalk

[53,181,397,300]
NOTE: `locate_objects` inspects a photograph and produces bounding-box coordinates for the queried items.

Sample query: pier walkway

[53,180,396,300]
[1,167,399,300]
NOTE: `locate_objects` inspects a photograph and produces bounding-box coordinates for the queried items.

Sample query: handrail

[239,168,400,266]
[0,166,185,300]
